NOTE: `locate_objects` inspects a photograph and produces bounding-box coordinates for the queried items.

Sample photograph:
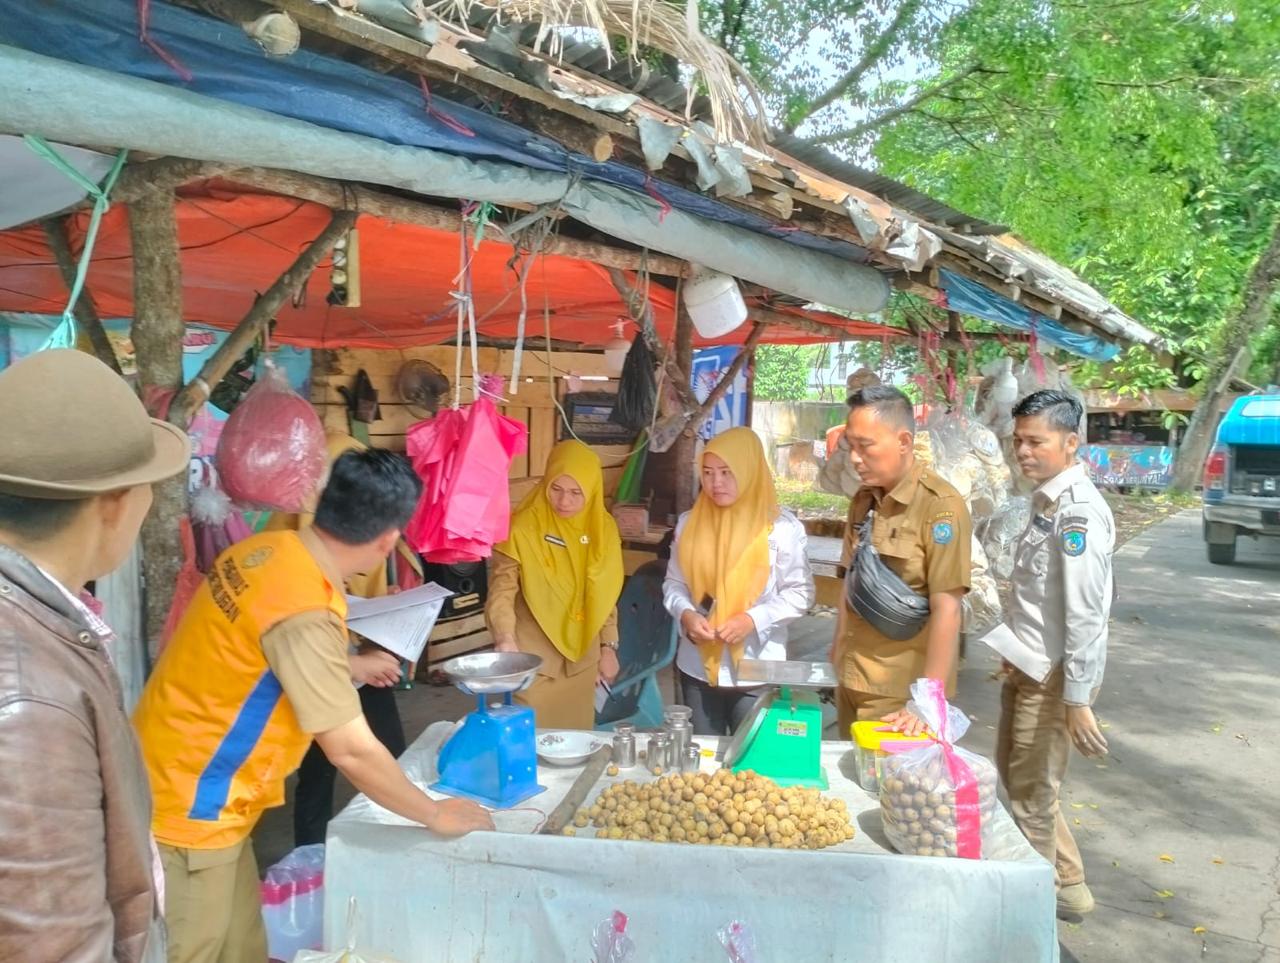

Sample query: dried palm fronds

[425,0,767,146]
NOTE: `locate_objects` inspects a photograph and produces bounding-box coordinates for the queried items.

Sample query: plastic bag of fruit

[879,678,999,859]
[216,361,326,512]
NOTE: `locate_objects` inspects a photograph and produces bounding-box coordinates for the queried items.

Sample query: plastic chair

[594,560,676,731]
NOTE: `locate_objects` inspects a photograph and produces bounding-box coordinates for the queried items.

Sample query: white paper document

[345,582,453,662]
[977,622,1052,683]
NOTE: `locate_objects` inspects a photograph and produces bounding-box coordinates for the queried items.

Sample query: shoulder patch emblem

[932,521,954,545]
[1062,530,1087,557]
[241,546,273,569]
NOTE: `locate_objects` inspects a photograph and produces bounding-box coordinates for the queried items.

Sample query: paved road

[958,511,1280,963]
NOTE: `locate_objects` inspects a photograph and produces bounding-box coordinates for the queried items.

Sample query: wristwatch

[601,639,620,651]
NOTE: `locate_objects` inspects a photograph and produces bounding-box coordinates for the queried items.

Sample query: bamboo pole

[169,208,358,427]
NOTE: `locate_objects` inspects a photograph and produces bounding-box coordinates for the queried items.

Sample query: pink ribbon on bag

[882,679,983,859]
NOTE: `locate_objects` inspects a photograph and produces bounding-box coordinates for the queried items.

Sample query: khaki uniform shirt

[987,462,1114,706]
[838,461,972,697]
[485,552,619,681]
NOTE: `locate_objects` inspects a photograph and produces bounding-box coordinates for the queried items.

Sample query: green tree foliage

[698,0,1280,393]
[868,0,1280,388]
[752,344,822,399]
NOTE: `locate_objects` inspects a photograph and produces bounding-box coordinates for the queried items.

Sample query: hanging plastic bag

[591,911,636,963]
[404,397,527,562]
[717,921,760,963]
[982,496,1031,580]
[216,362,326,512]
[157,517,204,656]
[610,335,656,431]
[292,898,401,963]
[190,468,254,572]
[262,845,325,962]
[878,678,1000,859]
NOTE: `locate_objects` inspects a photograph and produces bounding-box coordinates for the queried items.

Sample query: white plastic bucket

[683,265,748,339]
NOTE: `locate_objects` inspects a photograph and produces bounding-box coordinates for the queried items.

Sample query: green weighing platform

[720,659,838,790]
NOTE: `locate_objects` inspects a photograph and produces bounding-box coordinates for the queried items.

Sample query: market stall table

[324,723,1057,961]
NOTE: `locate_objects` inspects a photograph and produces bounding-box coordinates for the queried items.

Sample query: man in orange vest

[134,448,493,963]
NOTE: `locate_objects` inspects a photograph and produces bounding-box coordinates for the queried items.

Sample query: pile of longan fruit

[561,767,855,850]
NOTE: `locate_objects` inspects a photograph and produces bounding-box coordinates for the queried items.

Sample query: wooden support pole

[605,267,699,411]
[671,306,697,515]
[128,187,187,651]
[114,158,238,203]
[227,167,688,277]
[683,321,767,438]
[39,217,122,374]
[170,208,358,427]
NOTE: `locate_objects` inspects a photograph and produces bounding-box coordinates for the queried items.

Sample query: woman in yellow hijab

[487,440,625,729]
[664,427,815,735]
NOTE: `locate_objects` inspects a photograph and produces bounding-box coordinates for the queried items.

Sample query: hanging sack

[216,362,326,512]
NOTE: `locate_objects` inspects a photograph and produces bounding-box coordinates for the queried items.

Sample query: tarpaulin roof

[0,188,889,349]
[0,0,1155,360]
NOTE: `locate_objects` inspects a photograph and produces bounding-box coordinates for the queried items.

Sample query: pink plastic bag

[261,844,324,961]
[591,911,635,963]
[216,362,326,512]
[405,398,527,562]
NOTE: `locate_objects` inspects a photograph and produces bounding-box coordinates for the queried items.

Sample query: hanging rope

[23,138,128,352]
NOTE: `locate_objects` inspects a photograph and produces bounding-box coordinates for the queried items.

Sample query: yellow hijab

[678,427,778,681]
[495,440,624,662]
[264,433,389,598]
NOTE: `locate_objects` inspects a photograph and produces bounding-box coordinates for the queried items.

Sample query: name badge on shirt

[544,535,567,548]
[1032,514,1054,533]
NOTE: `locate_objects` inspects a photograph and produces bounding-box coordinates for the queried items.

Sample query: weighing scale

[431,652,546,808]
[720,659,838,789]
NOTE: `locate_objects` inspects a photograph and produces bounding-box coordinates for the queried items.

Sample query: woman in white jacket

[664,428,815,735]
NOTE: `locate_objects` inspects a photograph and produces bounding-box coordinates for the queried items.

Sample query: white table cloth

[324,722,1058,961]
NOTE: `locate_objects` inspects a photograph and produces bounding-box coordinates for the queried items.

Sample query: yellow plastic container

[850,721,932,793]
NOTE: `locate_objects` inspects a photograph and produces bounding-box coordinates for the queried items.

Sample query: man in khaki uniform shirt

[984,390,1113,920]
[831,386,971,735]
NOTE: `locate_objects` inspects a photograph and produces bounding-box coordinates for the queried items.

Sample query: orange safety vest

[133,531,348,850]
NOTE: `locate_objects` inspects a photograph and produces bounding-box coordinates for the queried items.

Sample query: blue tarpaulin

[940,269,1119,361]
[0,0,868,265]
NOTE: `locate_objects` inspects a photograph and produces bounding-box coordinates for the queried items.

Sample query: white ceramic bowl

[536,731,608,767]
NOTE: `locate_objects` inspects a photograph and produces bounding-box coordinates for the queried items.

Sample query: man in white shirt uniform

[984,389,1114,920]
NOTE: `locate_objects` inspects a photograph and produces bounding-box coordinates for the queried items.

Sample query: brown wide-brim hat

[0,349,192,499]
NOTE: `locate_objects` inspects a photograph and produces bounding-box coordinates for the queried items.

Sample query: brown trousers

[159,840,267,963]
[995,666,1085,888]
[835,687,908,736]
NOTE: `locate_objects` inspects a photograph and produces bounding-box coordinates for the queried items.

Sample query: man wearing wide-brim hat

[0,349,191,962]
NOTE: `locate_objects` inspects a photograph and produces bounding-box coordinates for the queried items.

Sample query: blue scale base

[430,697,546,810]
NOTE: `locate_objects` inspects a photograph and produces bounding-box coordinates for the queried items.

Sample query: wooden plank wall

[311,345,636,502]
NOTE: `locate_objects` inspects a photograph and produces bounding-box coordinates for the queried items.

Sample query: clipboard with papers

[344,582,453,663]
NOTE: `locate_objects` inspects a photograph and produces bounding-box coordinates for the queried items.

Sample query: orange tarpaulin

[0,188,891,349]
